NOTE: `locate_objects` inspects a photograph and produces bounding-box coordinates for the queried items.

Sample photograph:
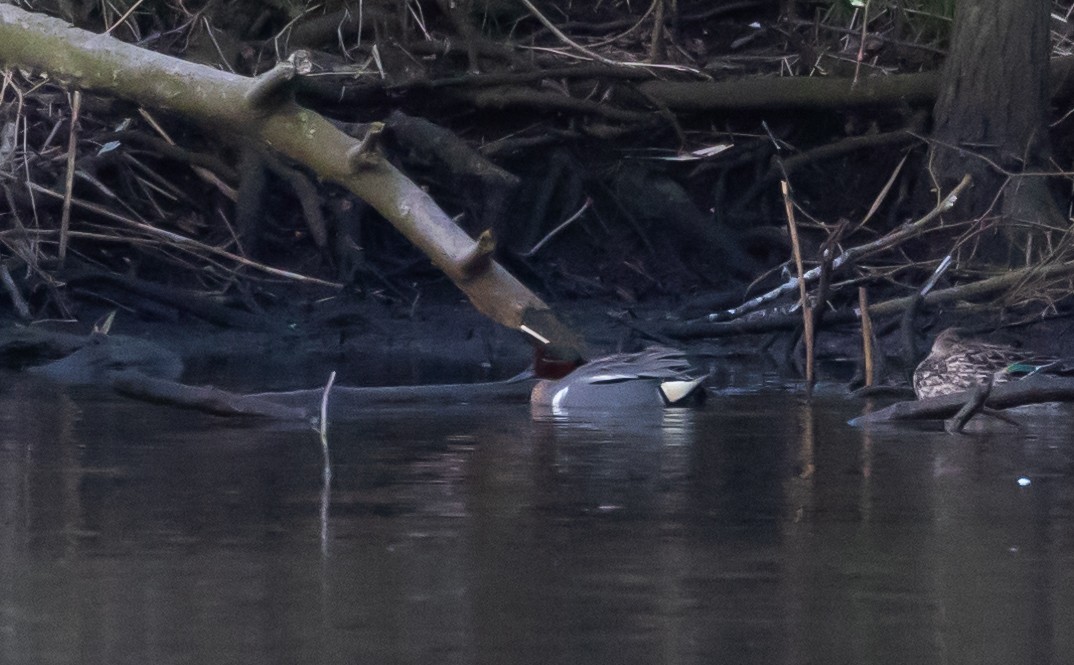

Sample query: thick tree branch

[636,57,1074,112]
[0,5,584,359]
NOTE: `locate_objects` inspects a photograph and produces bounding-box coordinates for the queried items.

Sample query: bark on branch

[0,6,584,360]
[636,57,1074,112]
[850,376,1074,426]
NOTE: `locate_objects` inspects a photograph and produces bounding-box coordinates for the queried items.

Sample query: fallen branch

[944,377,991,434]
[636,56,1074,111]
[849,376,1074,426]
[110,374,536,420]
[110,370,311,419]
[0,5,585,360]
[866,259,1074,318]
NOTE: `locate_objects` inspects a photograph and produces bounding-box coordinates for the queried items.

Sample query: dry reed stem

[782,179,814,390]
[858,286,874,387]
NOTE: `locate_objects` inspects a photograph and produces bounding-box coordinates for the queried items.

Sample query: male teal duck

[913,328,1060,399]
[531,345,708,411]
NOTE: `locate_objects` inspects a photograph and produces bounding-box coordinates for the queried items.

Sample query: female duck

[913,328,1059,399]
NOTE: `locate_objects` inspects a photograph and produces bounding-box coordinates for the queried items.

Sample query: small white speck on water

[1017,477,1031,487]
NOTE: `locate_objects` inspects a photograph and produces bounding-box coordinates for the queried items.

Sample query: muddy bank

[0,293,665,388]
[5,285,1074,406]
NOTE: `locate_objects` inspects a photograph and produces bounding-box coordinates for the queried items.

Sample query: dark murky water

[2,374,1074,664]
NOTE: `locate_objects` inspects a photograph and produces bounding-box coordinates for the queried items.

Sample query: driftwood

[850,376,1074,426]
[110,372,535,423]
[109,371,312,420]
[4,325,534,421]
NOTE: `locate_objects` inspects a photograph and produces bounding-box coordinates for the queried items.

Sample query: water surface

[2,375,1073,664]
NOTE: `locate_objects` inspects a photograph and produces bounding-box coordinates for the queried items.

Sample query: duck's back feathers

[913,328,1067,399]
[530,345,707,410]
[570,346,696,385]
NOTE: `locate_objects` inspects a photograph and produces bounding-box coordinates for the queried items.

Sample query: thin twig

[852,0,870,87]
[518,0,703,75]
[59,90,81,266]
[0,262,31,319]
[782,179,814,392]
[649,0,665,63]
[523,197,591,258]
[27,182,343,287]
[105,0,146,36]
[857,151,907,230]
[137,109,238,202]
[859,286,874,387]
[707,173,972,323]
[319,370,336,449]
[318,370,335,556]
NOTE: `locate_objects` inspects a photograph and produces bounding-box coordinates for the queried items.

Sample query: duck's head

[532,343,585,379]
[929,327,966,355]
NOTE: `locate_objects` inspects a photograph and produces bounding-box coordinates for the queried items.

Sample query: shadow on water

[2,372,1074,664]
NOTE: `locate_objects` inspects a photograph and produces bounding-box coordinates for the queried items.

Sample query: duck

[912,328,1061,399]
[530,345,708,411]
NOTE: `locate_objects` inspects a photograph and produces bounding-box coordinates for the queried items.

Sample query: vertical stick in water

[858,287,874,387]
[319,371,336,556]
[782,180,814,392]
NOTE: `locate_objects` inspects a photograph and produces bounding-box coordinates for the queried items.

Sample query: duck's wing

[950,343,1032,374]
[1005,355,1074,378]
[575,346,697,384]
[913,355,962,398]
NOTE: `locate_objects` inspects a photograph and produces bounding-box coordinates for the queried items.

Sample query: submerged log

[111,373,535,422]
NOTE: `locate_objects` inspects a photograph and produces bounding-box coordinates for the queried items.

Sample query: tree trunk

[929,0,1062,266]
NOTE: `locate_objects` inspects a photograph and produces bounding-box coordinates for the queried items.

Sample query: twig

[782,179,813,391]
[859,286,874,387]
[649,0,665,63]
[523,198,591,258]
[318,370,335,555]
[666,259,1074,341]
[852,0,870,87]
[809,220,846,334]
[105,0,146,36]
[137,109,238,202]
[857,151,907,230]
[706,173,972,323]
[59,89,81,266]
[518,0,703,75]
[0,262,31,319]
[27,182,343,287]
[319,370,336,449]
[920,254,952,295]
